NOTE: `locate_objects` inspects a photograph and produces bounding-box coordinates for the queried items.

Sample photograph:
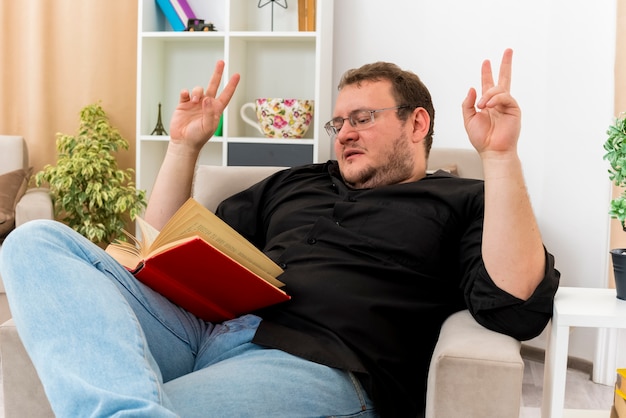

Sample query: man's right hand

[168,60,240,153]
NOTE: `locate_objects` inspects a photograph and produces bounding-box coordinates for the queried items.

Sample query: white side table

[542,286,626,417]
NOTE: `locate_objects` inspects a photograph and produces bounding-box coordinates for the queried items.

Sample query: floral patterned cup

[240,98,314,139]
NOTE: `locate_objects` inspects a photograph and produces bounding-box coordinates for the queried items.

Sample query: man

[1,49,559,417]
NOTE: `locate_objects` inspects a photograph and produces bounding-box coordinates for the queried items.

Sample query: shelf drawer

[227,143,313,166]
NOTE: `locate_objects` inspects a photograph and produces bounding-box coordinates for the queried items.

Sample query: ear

[410,107,430,144]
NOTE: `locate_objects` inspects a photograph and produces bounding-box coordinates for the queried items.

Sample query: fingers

[190,86,205,103]
[481,49,513,94]
[179,89,191,103]
[202,60,240,106]
[204,60,241,104]
[205,60,226,98]
[497,48,513,92]
[181,61,240,108]
[461,87,478,123]
[477,49,514,108]
[481,59,495,94]
[217,73,241,107]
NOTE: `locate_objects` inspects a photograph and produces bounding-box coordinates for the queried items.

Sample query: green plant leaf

[33,102,147,245]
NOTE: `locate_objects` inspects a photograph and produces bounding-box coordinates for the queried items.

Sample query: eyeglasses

[324,105,411,137]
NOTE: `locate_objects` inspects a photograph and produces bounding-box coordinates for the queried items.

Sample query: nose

[334,123,358,144]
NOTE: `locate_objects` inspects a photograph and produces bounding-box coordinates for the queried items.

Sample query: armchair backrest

[0,136,29,175]
[427,147,483,180]
[192,147,484,212]
[193,165,286,212]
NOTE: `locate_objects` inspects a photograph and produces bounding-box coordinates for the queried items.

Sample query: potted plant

[34,102,146,247]
[602,112,626,299]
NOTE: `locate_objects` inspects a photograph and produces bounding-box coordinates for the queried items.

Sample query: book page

[106,217,162,264]
[105,231,143,271]
[136,217,160,252]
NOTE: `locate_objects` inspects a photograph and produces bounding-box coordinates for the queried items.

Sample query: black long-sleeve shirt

[214,161,560,417]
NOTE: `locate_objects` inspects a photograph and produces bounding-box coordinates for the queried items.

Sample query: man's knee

[4,219,72,248]
[0,219,88,286]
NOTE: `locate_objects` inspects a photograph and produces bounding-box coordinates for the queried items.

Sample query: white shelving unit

[136,0,334,198]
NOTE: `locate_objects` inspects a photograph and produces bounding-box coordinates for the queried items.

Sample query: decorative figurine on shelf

[185,19,217,31]
[258,0,288,31]
[151,103,168,136]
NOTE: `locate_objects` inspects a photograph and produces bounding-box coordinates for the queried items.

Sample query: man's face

[332,80,422,189]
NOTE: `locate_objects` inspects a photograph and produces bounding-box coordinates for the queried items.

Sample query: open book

[105,198,289,322]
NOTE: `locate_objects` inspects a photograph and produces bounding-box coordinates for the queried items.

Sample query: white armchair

[0,148,525,418]
[0,135,53,323]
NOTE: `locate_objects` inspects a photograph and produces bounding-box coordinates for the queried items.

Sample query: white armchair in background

[0,135,53,323]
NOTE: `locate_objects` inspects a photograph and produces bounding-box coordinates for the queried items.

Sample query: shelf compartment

[141,0,228,33]
[138,37,224,136]
[228,0,303,32]
[227,37,316,139]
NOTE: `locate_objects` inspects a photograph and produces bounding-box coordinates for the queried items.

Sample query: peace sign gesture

[169,60,240,151]
[461,49,521,155]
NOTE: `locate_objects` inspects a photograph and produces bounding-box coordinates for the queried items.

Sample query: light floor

[0,356,616,417]
[520,356,615,417]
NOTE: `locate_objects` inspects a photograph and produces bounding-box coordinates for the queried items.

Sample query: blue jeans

[0,220,377,418]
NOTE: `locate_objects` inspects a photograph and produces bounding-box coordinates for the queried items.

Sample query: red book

[106,198,289,322]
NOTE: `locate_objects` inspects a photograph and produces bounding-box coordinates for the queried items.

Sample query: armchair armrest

[425,310,524,418]
[15,188,53,227]
[0,319,54,418]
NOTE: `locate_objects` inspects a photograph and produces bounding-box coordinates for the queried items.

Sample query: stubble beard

[343,132,415,189]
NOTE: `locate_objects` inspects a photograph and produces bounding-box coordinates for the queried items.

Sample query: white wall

[332,0,617,362]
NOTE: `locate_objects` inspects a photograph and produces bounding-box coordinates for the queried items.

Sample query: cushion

[427,164,459,176]
[0,167,32,238]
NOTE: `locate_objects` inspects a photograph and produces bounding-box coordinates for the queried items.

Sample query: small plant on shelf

[35,102,147,246]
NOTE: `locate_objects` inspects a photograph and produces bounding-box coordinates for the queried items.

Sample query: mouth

[343,148,364,161]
